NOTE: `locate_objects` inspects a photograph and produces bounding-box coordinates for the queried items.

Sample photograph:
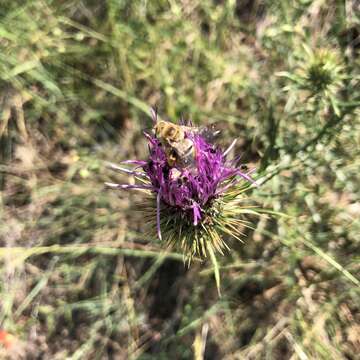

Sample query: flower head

[277,45,345,115]
[106,110,258,261]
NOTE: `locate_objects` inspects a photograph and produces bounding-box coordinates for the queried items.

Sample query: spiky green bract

[140,183,259,263]
[300,47,345,95]
[278,45,345,115]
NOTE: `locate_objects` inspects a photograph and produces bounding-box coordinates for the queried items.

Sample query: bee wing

[150,106,158,124]
[199,125,220,142]
[173,139,196,168]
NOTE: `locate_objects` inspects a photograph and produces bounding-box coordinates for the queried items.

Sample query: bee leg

[166,148,177,167]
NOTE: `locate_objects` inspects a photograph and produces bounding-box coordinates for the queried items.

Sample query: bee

[150,107,220,168]
[153,120,195,168]
[153,120,221,168]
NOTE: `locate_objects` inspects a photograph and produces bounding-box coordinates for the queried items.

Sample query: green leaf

[303,239,360,288]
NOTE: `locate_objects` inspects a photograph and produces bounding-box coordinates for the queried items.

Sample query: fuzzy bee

[150,107,220,168]
[153,120,195,168]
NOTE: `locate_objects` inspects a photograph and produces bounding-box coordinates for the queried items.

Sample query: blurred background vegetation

[0,0,359,359]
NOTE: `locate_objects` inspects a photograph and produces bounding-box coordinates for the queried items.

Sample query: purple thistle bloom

[143,132,254,230]
[106,110,258,260]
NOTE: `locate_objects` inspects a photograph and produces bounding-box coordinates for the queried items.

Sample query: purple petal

[156,190,162,240]
[121,160,147,166]
[237,169,258,185]
[223,139,237,157]
[192,202,201,226]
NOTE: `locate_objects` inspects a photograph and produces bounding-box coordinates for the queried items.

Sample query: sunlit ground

[0,1,359,359]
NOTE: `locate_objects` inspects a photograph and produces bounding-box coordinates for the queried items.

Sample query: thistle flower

[278,45,345,115]
[106,110,258,264]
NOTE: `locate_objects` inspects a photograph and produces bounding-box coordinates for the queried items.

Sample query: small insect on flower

[153,119,196,168]
[152,108,220,169]
[106,108,259,264]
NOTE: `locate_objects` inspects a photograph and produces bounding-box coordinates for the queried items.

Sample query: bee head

[154,121,184,143]
[165,125,180,142]
[153,121,166,137]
